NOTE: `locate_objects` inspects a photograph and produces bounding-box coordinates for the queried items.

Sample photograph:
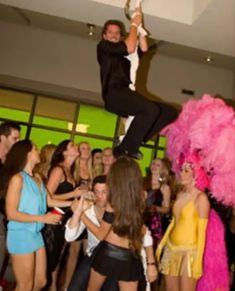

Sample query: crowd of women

[0,136,163,291]
[0,94,234,291]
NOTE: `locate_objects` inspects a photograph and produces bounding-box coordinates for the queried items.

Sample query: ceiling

[0,0,234,70]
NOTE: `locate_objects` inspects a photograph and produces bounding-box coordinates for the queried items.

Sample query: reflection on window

[0,88,33,111]
[30,128,70,149]
[0,88,33,122]
[33,96,76,129]
[77,104,117,137]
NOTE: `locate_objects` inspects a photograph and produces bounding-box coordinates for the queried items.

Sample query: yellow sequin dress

[158,201,201,278]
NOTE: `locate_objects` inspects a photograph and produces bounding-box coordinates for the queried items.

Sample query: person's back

[83,157,147,290]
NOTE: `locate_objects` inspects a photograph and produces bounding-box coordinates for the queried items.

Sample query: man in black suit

[97,8,177,159]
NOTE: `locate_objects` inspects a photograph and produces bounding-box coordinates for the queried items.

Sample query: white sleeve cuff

[143,228,153,247]
[65,219,82,242]
[138,25,148,37]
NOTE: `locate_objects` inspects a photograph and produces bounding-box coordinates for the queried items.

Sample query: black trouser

[105,87,177,153]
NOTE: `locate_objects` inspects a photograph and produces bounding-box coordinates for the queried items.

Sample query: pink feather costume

[161,94,235,291]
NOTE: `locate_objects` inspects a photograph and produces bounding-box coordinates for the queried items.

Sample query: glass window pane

[146,140,155,146]
[77,105,117,137]
[138,146,153,176]
[0,88,33,122]
[158,135,167,148]
[19,125,28,139]
[33,116,70,129]
[33,96,76,130]
[0,107,30,122]
[156,149,165,159]
[30,128,70,149]
[74,135,113,150]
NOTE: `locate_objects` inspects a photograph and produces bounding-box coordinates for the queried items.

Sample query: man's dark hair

[0,121,21,137]
[102,19,126,37]
[91,148,102,158]
[92,175,107,190]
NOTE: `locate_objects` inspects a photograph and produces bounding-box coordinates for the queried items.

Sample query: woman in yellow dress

[156,159,210,291]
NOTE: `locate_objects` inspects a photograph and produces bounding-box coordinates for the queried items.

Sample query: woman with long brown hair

[77,156,158,291]
[43,140,82,291]
[1,140,72,291]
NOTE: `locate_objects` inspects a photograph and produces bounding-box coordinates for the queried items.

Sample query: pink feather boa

[197,209,229,291]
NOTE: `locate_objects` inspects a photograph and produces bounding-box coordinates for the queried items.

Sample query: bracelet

[147,262,156,266]
[131,22,138,28]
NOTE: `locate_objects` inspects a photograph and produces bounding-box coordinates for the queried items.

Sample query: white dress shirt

[65,205,100,257]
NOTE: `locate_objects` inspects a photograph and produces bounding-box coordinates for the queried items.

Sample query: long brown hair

[0,140,33,196]
[34,143,56,182]
[107,157,145,252]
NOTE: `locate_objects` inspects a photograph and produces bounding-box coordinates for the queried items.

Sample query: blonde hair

[74,141,93,184]
[34,144,56,182]
[151,158,171,183]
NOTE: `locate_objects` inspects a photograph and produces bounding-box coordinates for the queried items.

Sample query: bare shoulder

[10,173,23,185]
[161,183,171,193]
[51,166,63,174]
[49,166,64,179]
[106,203,114,212]
[7,173,23,194]
[197,192,209,206]
[196,192,210,217]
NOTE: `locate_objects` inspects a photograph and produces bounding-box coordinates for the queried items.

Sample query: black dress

[43,167,75,273]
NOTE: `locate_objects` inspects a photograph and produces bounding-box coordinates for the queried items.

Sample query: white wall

[0,20,234,106]
[146,54,234,104]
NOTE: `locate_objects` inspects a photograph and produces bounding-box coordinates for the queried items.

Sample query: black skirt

[91,240,143,282]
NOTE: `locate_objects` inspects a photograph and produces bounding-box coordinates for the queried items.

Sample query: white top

[65,205,100,257]
[65,205,153,257]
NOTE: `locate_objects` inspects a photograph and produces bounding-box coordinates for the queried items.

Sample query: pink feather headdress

[161,94,235,206]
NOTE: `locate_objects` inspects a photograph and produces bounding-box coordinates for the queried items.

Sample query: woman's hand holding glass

[43,211,62,225]
[72,194,94,217]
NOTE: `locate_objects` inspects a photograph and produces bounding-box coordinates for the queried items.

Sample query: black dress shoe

[113,136,121,147]
[113,146,143,160]
[127,150,144,160]
[113,146,128,159]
